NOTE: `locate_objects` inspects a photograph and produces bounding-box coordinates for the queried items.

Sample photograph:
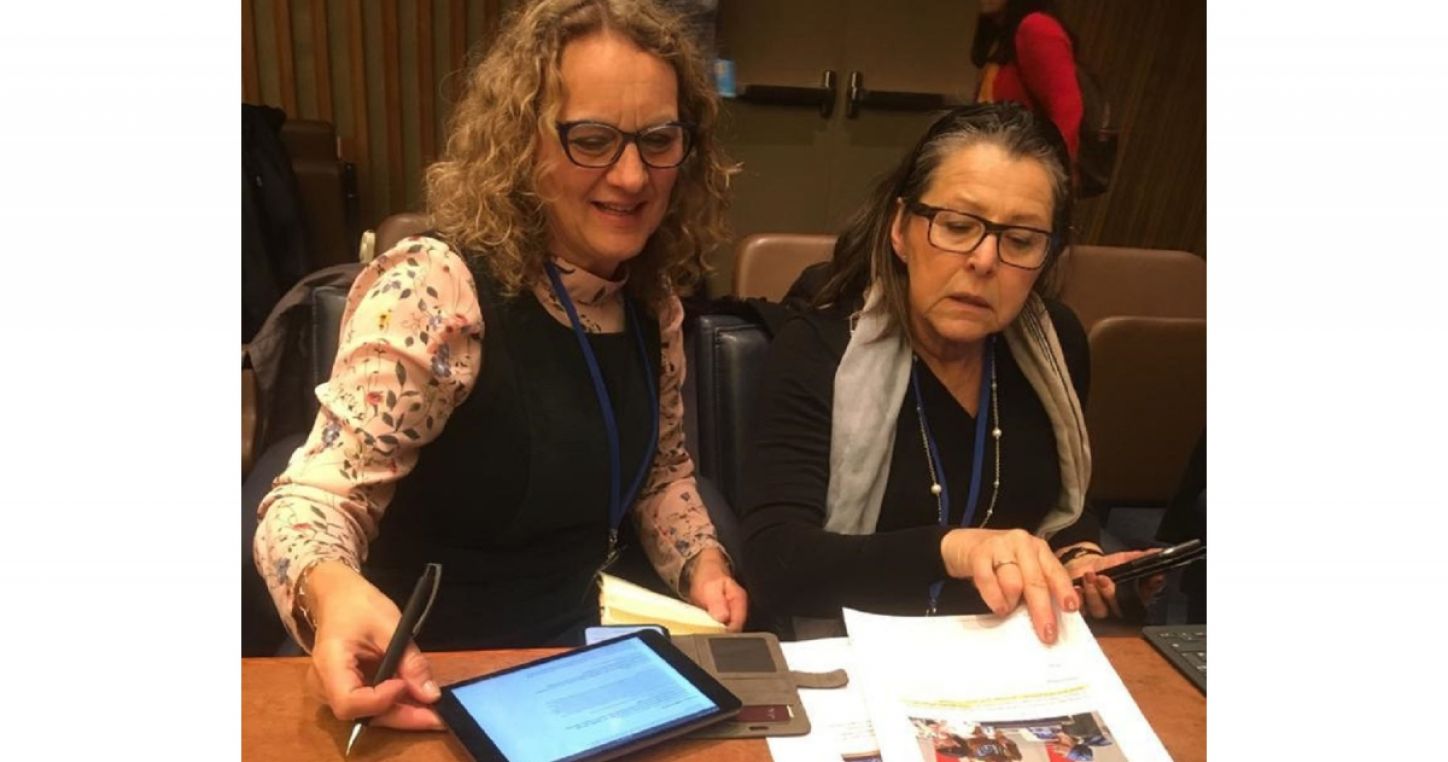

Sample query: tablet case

[670,632,847,739]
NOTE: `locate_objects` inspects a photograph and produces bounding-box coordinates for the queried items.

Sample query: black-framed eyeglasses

[907,201,1055,270]
[554,120,695,169]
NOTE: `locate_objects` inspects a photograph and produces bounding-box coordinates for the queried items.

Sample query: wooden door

[710,0,982,294]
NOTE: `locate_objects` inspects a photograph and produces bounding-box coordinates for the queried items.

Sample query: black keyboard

[1142,624,1206,694]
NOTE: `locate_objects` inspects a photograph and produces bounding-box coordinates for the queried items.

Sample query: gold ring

[992,559,1019,570]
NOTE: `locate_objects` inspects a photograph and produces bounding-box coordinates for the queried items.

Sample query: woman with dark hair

[252,0,746,732]
[740,104,1159,644]
[972,0,1082,163]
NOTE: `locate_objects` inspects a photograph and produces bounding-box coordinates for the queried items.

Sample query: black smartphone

[1071,539,1205,586]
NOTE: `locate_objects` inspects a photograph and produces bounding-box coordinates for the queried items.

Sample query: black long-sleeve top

[739,300,1098,621]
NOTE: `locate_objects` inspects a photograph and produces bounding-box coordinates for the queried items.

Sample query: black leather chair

[242,285,349,656]
[682,314,772,513]
[308,287,349,411]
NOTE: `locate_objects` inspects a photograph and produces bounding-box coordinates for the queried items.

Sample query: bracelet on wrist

[293,558,360,633]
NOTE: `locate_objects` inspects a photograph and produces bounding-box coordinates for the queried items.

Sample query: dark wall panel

[245,1,1204,261]
[246,0,512,232]
[1062,0,1207,258]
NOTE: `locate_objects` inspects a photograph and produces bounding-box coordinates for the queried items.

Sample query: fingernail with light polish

[1044,623,1057,643]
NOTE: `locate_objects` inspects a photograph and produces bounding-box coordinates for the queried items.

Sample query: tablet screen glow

[451,637,720,762]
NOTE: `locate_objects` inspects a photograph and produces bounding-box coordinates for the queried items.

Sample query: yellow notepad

[598,573,727,635]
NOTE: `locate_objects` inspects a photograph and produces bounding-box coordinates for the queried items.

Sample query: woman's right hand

[303,561,445,731]
[940,528,1081,645]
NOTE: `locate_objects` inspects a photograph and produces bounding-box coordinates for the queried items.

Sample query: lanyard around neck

[543,261,659,536]
[914,335,995,529]
[916,335,995,612]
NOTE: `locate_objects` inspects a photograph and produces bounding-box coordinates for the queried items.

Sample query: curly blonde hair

[424,0,735,306]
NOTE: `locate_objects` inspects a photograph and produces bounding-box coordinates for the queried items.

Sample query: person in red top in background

[972,0,1082,165]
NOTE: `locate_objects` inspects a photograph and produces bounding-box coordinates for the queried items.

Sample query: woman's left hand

[1061,548,1167,619]
[685,548,748,632]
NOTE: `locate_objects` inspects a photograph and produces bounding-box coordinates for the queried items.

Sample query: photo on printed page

[911,711,1125,762]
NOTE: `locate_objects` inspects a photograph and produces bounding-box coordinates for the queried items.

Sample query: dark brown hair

[811,103,1073,341]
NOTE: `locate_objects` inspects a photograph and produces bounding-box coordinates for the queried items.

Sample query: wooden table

[242,637,1204,761]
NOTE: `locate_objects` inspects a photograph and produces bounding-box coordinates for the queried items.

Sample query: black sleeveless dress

[365,255,661,650]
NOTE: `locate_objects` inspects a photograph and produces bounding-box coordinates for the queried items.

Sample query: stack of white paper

[768,608,1171,762]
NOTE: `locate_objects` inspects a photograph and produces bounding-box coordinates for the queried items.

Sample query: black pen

[345,563,443,757]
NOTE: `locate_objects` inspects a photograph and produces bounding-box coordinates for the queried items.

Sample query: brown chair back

[1056,245,1206,333]
[732,233,836,301]
[279,120,357,268]
[1053,245,1206,507]
[1083,316,1206,506]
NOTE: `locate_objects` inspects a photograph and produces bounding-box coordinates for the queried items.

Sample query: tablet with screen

[437,629,742,762]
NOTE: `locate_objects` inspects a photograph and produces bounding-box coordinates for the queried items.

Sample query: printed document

[769,608,1170,761]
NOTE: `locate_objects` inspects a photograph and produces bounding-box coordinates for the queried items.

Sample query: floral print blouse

[253,236,722,645]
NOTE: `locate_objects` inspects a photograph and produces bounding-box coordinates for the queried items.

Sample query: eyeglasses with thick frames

[907,201,1055,270]
[554,120,694,169]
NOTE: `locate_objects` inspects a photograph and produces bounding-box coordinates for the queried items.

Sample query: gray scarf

[824,284,1090,538]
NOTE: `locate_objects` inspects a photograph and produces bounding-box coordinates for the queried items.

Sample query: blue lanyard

[543,261,659,552]
[916,335,994,612]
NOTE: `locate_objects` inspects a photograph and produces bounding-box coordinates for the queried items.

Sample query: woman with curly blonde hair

[253,0,746,732]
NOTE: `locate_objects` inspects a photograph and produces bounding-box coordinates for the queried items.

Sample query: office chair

[1055,245,1206,515]
[1056,245,1206,333]
[1084,316,1206,509]
[278,119,360,268]
[731,233,835,301]
[683,314,773,512]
